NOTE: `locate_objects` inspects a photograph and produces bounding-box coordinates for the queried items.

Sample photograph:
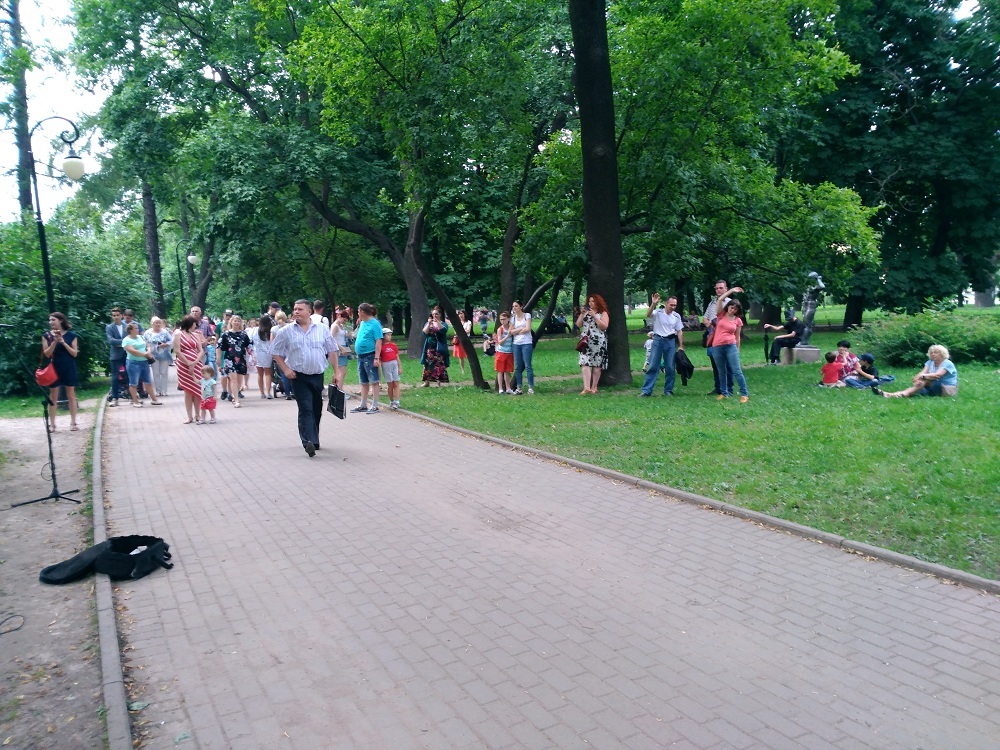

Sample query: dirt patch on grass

[0,409,105,749]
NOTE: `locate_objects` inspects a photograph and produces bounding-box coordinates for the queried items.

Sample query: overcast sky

[1,0,104,222]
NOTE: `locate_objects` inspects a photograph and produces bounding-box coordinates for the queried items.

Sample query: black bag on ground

[40,535,172,584]
[39,540,112,584]
[93,535,173,580]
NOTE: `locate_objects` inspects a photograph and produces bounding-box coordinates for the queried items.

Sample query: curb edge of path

[401,408,1000,597]
[92,398,132,750]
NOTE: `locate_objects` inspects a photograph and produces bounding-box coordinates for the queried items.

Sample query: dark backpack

[40,535,173,584]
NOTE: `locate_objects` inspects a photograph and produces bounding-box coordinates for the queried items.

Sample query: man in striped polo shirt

[271,299,341,457]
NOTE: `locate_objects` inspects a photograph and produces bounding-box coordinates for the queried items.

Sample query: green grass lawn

[387,333,999,581]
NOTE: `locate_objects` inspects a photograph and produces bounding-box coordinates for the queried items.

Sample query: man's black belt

[654,333,677,340]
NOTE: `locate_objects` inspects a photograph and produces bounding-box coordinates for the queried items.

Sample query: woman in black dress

[41,312,80,432]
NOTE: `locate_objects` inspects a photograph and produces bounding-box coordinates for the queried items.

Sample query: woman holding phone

[41,312,80,431]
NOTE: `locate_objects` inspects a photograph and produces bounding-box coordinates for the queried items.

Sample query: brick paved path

[101,378,1000,749]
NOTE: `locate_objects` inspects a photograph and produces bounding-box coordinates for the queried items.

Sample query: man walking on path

[640,293,684,397]
[271,299,340,457]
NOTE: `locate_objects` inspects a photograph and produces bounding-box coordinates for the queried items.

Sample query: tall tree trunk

[844,293,865,329]
[761,303,782,326]
[141,181,166,317]
[401,234,430,355]
[9,0,33,213]
[300,182,430,357]
[500,212,519,314]
[408,208,489,389]
[973,289,996,307]
[569,0,631,385]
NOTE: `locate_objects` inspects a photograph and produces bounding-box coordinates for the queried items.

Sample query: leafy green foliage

[0,216,150,395]
[786,0,1000,311]
[856,309,1000,367]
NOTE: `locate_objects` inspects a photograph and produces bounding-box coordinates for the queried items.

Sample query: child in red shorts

[494,312,514,394]
[200,365,219,423]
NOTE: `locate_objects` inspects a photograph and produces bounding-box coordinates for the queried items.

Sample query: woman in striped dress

[173,315,206,423]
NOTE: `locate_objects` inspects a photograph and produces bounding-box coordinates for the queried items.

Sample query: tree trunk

[408,208,489,389]
[401,234,430,356]
[569,0,631,385]
[300,182,430,357]
[530,275,566,346]
[141,181,166,318]
[9,0,33,214]
[500,212,519,315]
[843,293,865,329]
[973,289,996,307]
[190,194,218,310]
[761,303,782,326]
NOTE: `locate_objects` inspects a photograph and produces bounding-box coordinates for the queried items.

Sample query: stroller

[272,360,294,399]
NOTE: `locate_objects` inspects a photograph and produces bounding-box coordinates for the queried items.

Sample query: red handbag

[35,362,58,387]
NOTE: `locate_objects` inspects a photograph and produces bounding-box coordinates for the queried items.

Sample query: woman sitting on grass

[874,345,957,398]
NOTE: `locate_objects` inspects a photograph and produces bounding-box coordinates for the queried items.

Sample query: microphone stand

[0,326,81,508]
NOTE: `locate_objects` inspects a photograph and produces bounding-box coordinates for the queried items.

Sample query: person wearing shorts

[380,328,402,410]
[350,302,383,414]
[199,365,218,423]
[494,312,514,394]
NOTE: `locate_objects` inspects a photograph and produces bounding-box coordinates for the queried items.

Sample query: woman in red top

[173,315,206,423]
[709,300,749,402]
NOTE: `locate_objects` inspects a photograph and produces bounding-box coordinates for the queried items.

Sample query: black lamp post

[28,116,85,313]
[174,243,187,313]
[173,242,199,315]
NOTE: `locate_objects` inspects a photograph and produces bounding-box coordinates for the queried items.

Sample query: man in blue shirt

[350,302,384,414]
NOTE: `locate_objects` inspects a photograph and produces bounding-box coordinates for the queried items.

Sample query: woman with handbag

[575,294,609,394]
[143,317,174,397]
[41,312,80,432]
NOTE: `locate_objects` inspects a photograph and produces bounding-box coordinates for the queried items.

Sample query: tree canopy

[1,0,995,393]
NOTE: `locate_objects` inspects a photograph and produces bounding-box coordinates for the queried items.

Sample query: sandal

[233,401,241,408]
[183,418,193,424]
[150,400,163,405]
[70,423,79,431]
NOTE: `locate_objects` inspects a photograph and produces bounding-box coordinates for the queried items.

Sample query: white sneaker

[527,388,534,395]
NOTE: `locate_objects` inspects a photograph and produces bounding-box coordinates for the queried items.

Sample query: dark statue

[797,272,824,347]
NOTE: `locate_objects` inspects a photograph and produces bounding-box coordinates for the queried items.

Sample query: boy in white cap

[381,327,402,410]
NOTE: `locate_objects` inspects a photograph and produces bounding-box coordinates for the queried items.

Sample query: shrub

[856,309,1000,367]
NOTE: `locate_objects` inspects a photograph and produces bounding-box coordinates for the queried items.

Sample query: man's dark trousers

[292,372,325,447]
[706,346,733,394]
[110,358,125,400]
[769,337,800,363]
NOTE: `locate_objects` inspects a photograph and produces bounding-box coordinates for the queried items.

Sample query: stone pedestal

[782,346,821,365]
